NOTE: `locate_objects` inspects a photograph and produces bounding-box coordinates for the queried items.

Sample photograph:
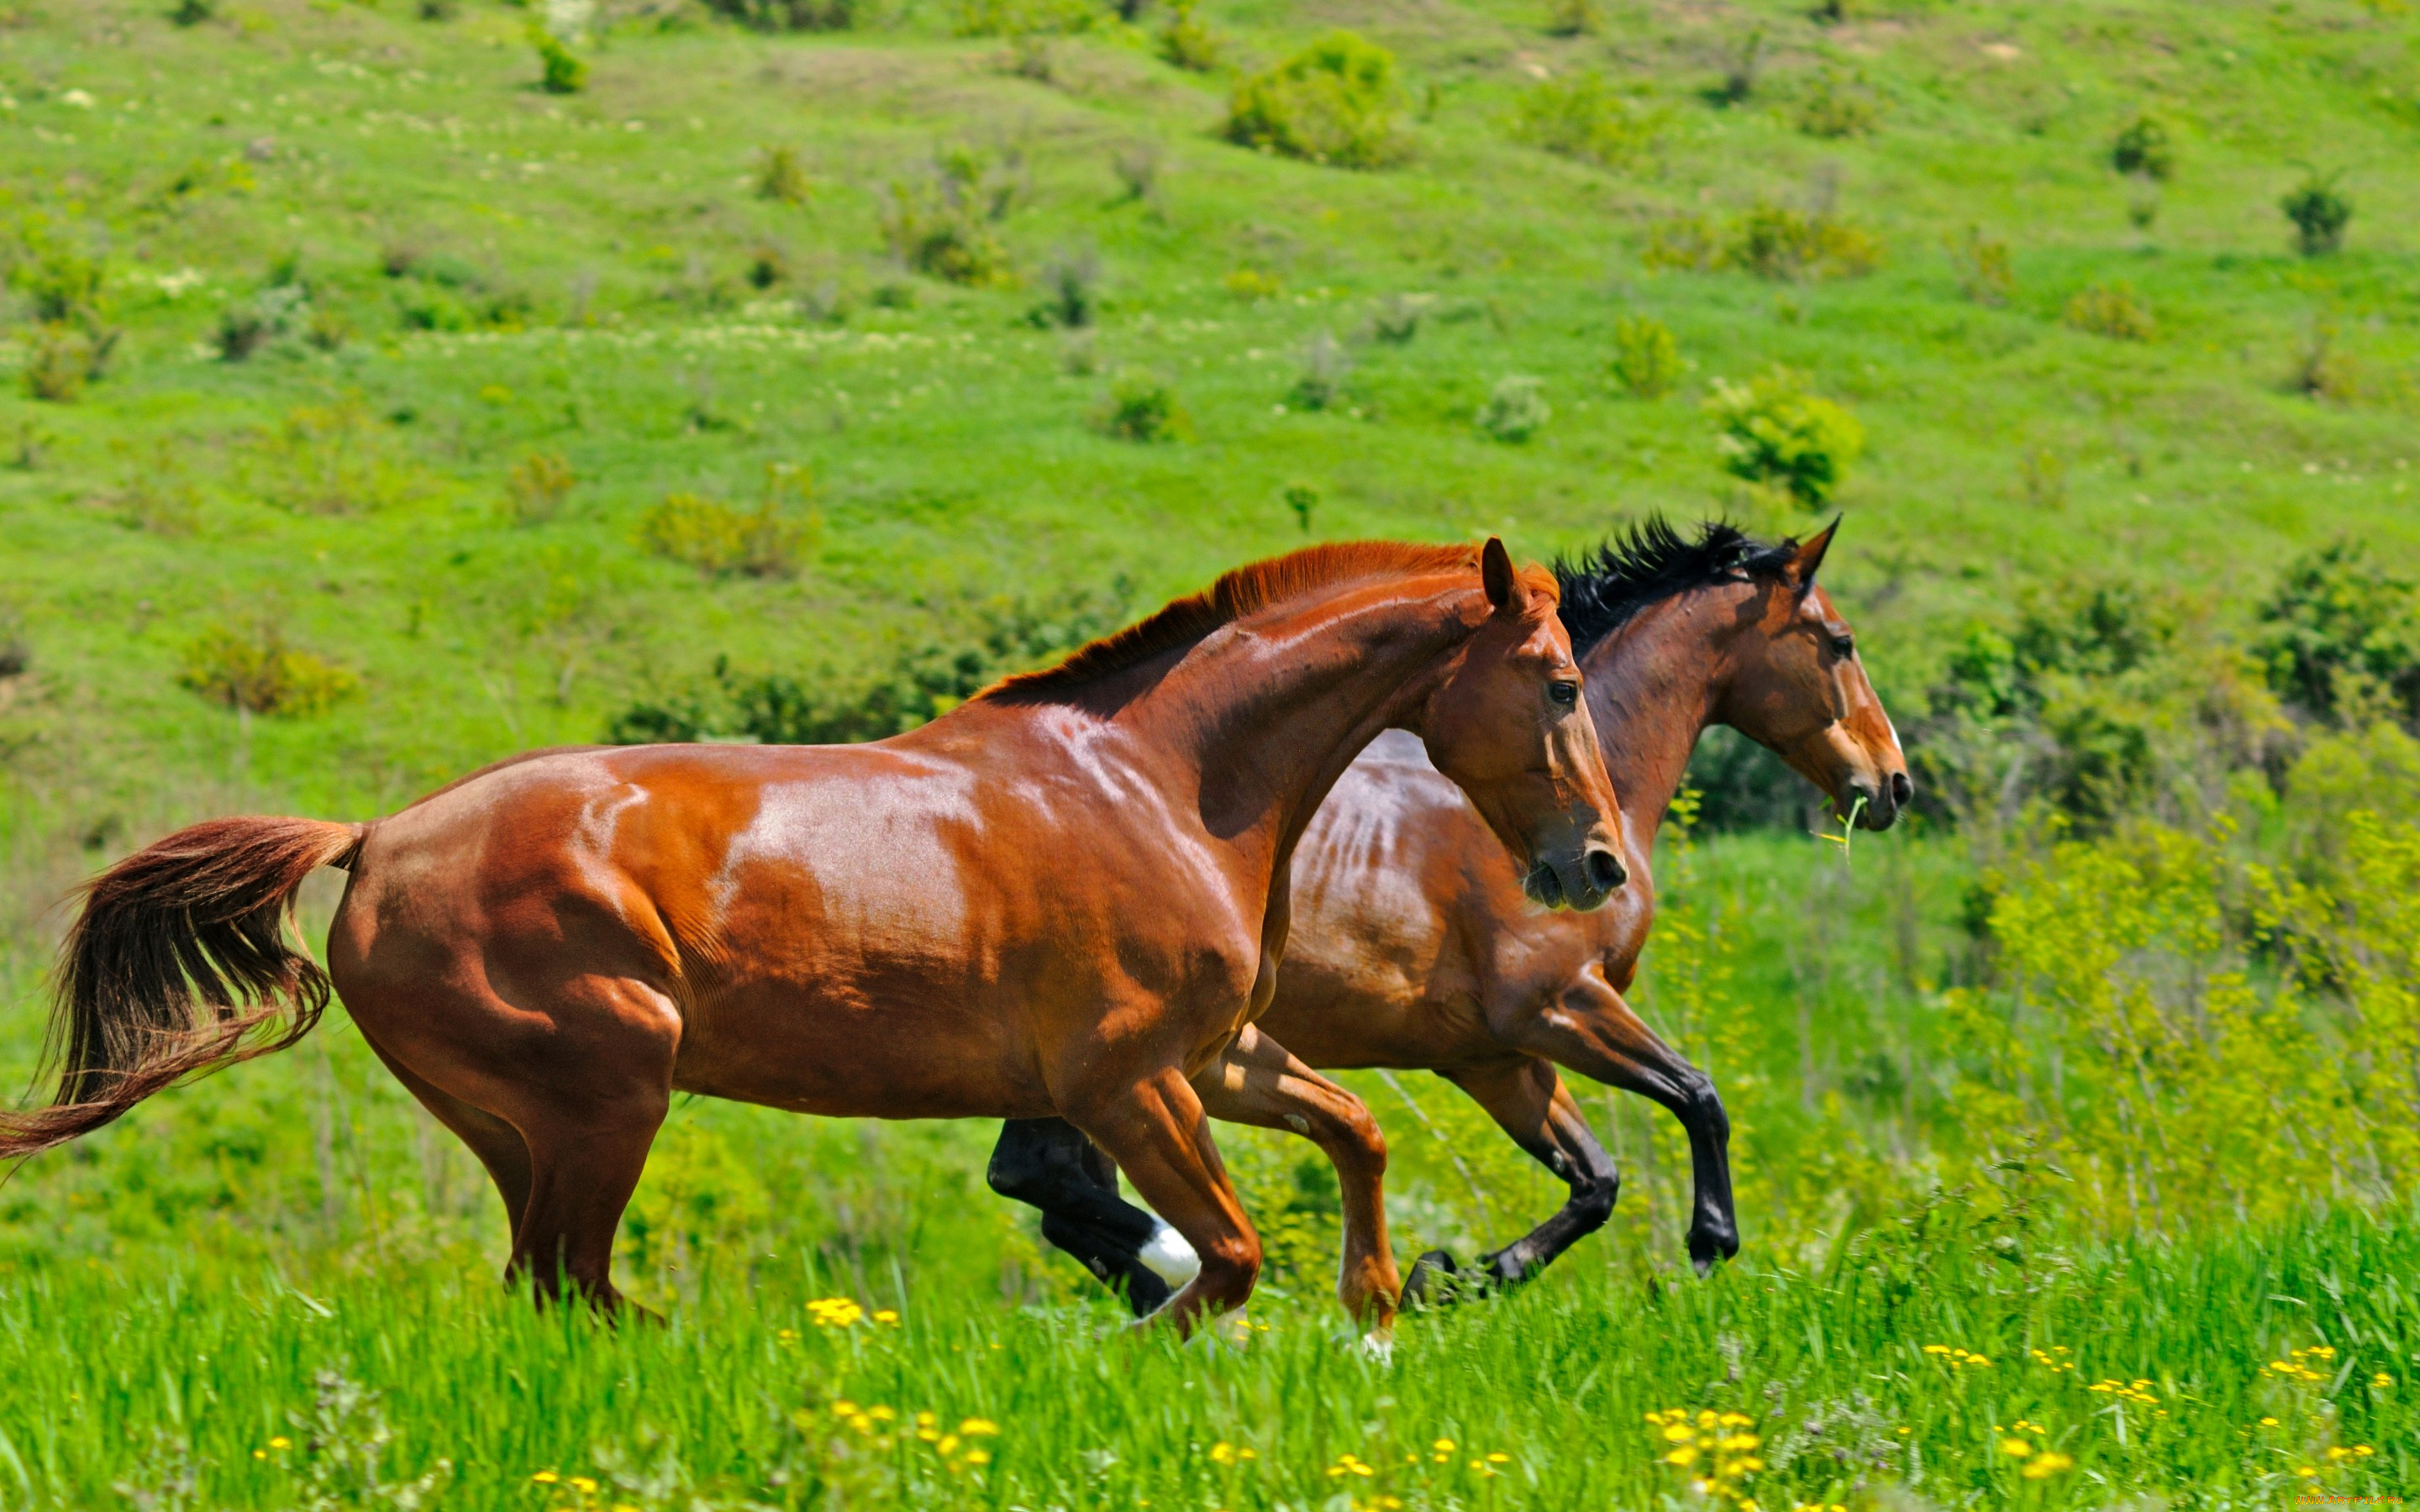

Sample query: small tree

[2281,168,2352,256]
[1225,31,1408,169]
[1705,366,1863,507]
[531,29,587,94]
[2110,115,2172,181]
[1610,315,1682,399]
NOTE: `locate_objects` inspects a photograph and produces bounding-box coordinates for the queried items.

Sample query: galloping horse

[989,519,1909,1310]
[1,539,1627,1336]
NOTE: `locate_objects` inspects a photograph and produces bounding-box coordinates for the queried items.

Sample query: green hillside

[2,1,2417,1506]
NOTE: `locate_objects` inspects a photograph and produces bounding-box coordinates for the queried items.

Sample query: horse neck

[1133,582,1481,878]
[1581,590,1739,858]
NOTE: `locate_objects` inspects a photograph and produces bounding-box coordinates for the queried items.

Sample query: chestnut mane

[985,540,1551,703]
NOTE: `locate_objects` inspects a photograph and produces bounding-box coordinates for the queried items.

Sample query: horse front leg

[1063,1067,1264,1337]
[1191,1025,1400,1342]
[1411,1058,1618,1296]
[986,1117,1195,1316]
[1513,962,1739,1273]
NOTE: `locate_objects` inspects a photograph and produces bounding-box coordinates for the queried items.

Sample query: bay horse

[988,518,1909,1310]
[0,539,1628,1337]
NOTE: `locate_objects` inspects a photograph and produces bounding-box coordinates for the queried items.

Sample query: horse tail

[0,816,365,1157]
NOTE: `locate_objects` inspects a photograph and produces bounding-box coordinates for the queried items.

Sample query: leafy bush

[878,148,1022,286]
[1716,26,1764,103]
[608,586,1132,746]
[10,245,104,323]
[2063,282,2154,341]
[1365,292,1423,345]
[1156,0,1220,71]
[1726,203,1881,281]
[1796,68,1879,138]
[177,622,357,718]
[19,325,97,402]
[2291,317,2361,402]
[1610,314,1682,398]
[1704,366,1862,506]
[1111,142,1161,204]
[950,0,1094,37]
[2254,540,2420,727]
[1224,31,1409,170]
[1222,268,1281,302]
[1024,247,1098,329]
[1286,333,1351,411]
[704,0,852,30]
[1477,375,1550,443]
[2281,169,2352,256]
[1512,71,1660,168]
[2109,114,2172,181]
[1946,226,2012,306]
[1644,205,1881,281]
[1093,370,1188,442]
[245,402,426,515]
[756,145,813,205]
[503,452,575,524]
[638,481,815,578]
[530,29,586,94]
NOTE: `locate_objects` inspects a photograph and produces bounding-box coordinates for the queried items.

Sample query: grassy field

[3,0,2418,1504]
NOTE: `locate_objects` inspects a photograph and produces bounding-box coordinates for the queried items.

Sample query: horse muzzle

[1525,843,1628,912]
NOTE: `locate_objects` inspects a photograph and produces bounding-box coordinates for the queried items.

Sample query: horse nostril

[1889,770,1912,810]
[1585,848,1627,893]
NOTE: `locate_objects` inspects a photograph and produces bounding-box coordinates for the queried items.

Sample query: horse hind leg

[1410,1058,1618,1299]
[987,1118,1189,1317]
[363,1035,534,1241]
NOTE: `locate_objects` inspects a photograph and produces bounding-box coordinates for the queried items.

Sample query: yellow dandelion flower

[2355,1445,2375,1457]
[873,1310,900,1325]
[2295,1467,2319,1479]
[2327,1446,2350,1461]
[1209,1442,1234,1464]
[569,1477,599,1494]
[2260,1417,2279,1427]
[1434,1438,1456,1452]
[960,1419,998,1436]
[869,1405,897,1420]
[2000,1439,2033,1457]
[1239,1448,1257,1461]
[1487,1452,1511,1463]
[1665,1447,1698,1467]
[2374,1373,2393,1389]
[937,1435,960,1455]
[1923,1344,1951,1355]
[532,1471,559,1484]
[1663,1424,1696,1443]
[964,1449,991,1466]
[252,1450,266,1461]
[1719,1412,1754,1427]
[2020,1452,2073,1480]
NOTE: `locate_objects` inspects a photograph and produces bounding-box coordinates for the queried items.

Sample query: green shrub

[1365,292,1423,345]
[19,325,94,402]
[703,0,852,30]
[177,622,357,718]
[1224,31,1409,170]
[1704,365,1862,506]
[11,246,104,323]
[1946,226,2012,306]
[950,0,1092,37]
[1286,333,1351,411]
[1156,0,1220,71]
[1024,247,1098,329]
[639,486,814,578]
[1610,314,1682,399]
[502,452,575,524]
[1512,71,1660,168]
[1477,375,1550,443]
[878,148,1021,286]
[1093,370,1188,442]
[756,144,813,205]
[303,305,352,352]
[171,0,214,24]
[2281,169,2352,256]
[2064,282,2154,341]
[1283,483,1318,533]
[1725,203,1881,281]
[2109,114,2172,181]
[2291,317,2361,402]
[531,29,586,94]
[1543,0,1597,35]
[247,402,427,516]
[1796,68,1879,138]
[1223,268,1281,302]
[607,586,1132,746]
[2255,540,2420,727]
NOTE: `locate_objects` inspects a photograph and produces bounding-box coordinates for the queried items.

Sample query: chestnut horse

[1,539,1626,1336]
[989,519,1909,1310]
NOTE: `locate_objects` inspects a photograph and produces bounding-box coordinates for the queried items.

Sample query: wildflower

[964,1449,991,1465]
[2296,1467,2320,1478]
[1210,1442,1235,1464]
[570,1478,598,1494]
[1487,1452,1511,1463]
[532,1470,560,1483]
[2001,1438,2033,1457]
[874,1310,901,1325]
[2259,1417,2279,1428]
[1665,1446,1700,1467]
[2374,1373,2393,1388]
[869,1405,897,1420]
[1434,1438,1456,1452]
[808,1296,865,1327]
[960,1418,998,1436]
[269,1436,292,1450]
[2355,1445,2375,1457]
[831,1401,858,1418]
[2020,1451,2074,1479]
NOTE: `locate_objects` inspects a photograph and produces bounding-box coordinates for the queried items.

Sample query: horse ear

[1481,536,1528,614]
[1787,517,1840,595]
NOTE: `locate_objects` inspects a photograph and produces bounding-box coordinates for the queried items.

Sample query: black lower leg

[990,1117,1171,1315]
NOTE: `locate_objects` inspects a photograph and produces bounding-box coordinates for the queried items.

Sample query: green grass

[3,0,2418,1504]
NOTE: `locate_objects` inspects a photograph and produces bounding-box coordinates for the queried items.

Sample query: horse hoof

[1402,1249,1460,1306]
[1686,1226,1737,1277]
[1359,1329,1395,1362]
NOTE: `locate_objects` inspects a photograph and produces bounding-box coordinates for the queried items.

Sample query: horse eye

[1549,680,1580,707]
[1830,635,1855,658]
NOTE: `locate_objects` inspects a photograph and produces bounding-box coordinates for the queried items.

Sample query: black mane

[1554,517,1798,656]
